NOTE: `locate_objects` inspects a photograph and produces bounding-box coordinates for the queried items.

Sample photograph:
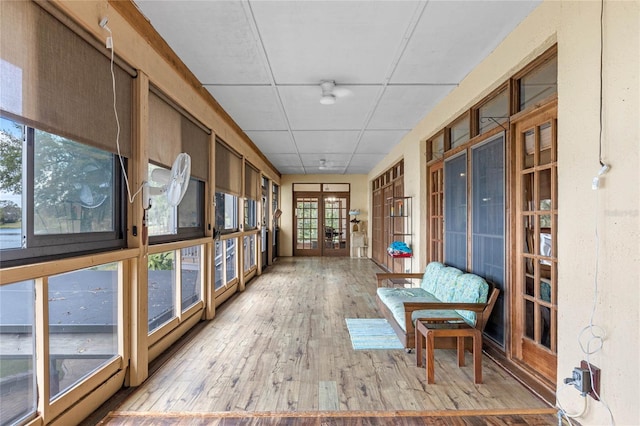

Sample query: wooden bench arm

[376,272,424,288]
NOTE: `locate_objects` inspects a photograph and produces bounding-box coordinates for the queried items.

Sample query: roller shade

[0,0,133,157]
[215,139,242,196]
[244,162,260,201]
[149,89,210,181]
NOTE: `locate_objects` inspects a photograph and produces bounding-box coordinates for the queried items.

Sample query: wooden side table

[415,318,483,384]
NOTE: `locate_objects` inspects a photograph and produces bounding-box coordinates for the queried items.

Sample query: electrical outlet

[581,360,601,401]
[571,367,591,396]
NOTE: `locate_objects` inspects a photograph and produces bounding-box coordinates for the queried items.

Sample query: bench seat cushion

[376,287,439,332]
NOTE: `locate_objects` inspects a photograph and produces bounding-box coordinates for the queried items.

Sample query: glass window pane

[450,116,470,149]
[0,118,24,250]
[540,305,551,348]
[178,179,202,228]
[479,90,508,134]
[214,241,224,290]
[244,199,257,229]
[48,263,119,401]
[148,251,176,333]
[181,246,201,311]
[0,280,36,424]
[539,169,552,210]
[444,154,467,270]
[34,130,114,235]
[431,133,444,160]
[520,56,557,111]
[147,164,176,236]
[226,238,237,283]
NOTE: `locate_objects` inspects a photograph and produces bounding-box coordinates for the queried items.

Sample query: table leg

[426,330,436,384]
[473,330,482,384]
[415,326,424,367]
[457,336,466,367]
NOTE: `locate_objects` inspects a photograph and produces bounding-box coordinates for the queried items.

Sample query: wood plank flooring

[99,257,555,423]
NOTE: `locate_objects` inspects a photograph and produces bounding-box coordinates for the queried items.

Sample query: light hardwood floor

[106,257,552,419]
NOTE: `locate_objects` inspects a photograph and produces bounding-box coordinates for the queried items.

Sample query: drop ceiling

[134,0,541,175]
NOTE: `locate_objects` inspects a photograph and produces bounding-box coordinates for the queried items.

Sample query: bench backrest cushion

[420,262,445,293]
[453,273,489,325]
[432,266,464,302]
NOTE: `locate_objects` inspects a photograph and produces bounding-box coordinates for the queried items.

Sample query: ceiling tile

[250,1,422,84]
[278,166,307,174]
[356,130,409,154]
[368,85,456,130]
[245,131,296,154]
[205,86,287,131]
[348,153,387,168]
[267,153,303,168]
[292,131,360,154]
[136,1,270,84]
[279,85,381,130]
[391,1,541,84]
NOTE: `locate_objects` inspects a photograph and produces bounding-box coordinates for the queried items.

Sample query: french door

[512,102,558,383]
[294,193,349,256]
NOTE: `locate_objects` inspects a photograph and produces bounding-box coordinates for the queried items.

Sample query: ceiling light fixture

[320,93,336,105]
[319,80,352,105]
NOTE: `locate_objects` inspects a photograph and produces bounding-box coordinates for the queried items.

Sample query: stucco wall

[367,1,639,424]
[280,174,369,257]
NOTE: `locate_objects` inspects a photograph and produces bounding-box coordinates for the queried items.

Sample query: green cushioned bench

[375,262,499,350]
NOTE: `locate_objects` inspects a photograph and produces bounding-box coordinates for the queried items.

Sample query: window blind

[215,139,242,196]
[244,162,260,201]
[0,0,133,157]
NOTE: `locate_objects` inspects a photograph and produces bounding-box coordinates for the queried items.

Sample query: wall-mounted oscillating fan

[143,153,191,210]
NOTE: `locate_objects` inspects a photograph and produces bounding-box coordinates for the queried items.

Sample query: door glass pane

[34,130,114,235]
[444,154,467,270]
[522,173,534,211]
[296,198,318,250]
[523,130,535,169]
[525,300,535,339]
[472,135,505,345]
[540,305,551,348]
[525,272,535,297]
[181,246,201,311]
[539,123,553,165]
[0,280,36,424]
[324,196,347,251]
[519,56,557,111]
[523,216,534,254]
[539,169,552,210]
[148,251,176,333]
[49,263,119,401]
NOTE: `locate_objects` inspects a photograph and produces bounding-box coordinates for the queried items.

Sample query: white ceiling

[134,0,540,175]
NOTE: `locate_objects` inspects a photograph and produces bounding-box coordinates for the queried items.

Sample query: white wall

[367,1,639,423]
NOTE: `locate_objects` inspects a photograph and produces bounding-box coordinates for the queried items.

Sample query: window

[214,238,237,291]
[148,250,176,333]
[215,192,239,234]
[243,234,256,272]
[180,246,202,311]
[244,199,258,230]
[147,163,205,242]
[0,117,125,267]
[519,55,557,111]
[148,245,203,331]
[450,114,470,149]
[48,263,119,401]
[0,280,36,425]
[478,88,509,134]
[428,132,445,161]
